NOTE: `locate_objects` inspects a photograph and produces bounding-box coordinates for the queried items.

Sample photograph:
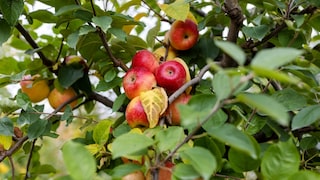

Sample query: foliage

[1,0,320,179]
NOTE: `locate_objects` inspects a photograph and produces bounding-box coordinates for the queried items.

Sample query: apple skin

[155,61,186,94]
[123,67,157,99]
[131,50,160,74]
[48,87,78,112]
[168,57,192,94]
[153,47,177,62]
[168,19,199,50]
[20,74,50,103]
[166,93,192,125]
[122,170,145,180]
[64,55,88,71]
[125,96,149,128]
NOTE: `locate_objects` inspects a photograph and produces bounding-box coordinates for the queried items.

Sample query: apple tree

[1,0,320,179]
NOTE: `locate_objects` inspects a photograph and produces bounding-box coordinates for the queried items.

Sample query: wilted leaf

[140,87,168,128]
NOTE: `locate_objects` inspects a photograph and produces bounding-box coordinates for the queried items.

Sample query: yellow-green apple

[64,55,89,72]
[155,61,187,94]
[48,87,78,112]
[20,74,50,103]
[166,93,191,125]
[131,50,159,74]
[125,96,149,128]
[123,67,157,99]
[168,19,199,50]
[122,170,145,180]
[153,47,177,62]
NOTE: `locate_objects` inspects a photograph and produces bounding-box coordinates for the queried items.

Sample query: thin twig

[24,139,37,180]
[9,156,15,180]
[141,0,172,23]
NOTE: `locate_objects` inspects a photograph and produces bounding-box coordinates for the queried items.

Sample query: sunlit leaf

[155,126,185,152]
[92,16,112,32]
[288,170,320,180]
[93,120,113,145]
[62,141,96,180]
[140,87,168,128]
[159,0,190,21]
[0,135,12,150]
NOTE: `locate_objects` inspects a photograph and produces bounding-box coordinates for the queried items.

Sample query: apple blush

[169,19,199,50]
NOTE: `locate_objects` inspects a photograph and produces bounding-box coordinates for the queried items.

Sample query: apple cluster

[123,18,199,129]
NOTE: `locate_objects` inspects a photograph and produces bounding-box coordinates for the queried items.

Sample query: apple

[48,87,78,112]
[122,170,145,180]
[153,47,177,62]
[20,74,50,103]
[131,50,159,74]
[123,67,157,99]
[146,161,174,180]
[166,93,192,125]
[168,19,199,50]
[125,96,149,128]
[64,55,89,72]
[168,57,192,94]
[155,61,186,94]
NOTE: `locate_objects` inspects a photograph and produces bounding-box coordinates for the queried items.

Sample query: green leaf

[67,31,80,49]
[261,139,300,179]
[252,66,300,84]
[204,123,258,159]
[0,19,12,45]
[215,41,246,66]
[92,16,112,32]
[288,170,320,180]
[228,147,260,172]
[291,105,320,130]
[237,93,289,126]
[16,92,32,110]
[111,132,154,159]
[155,126,185,152]
[112,94,127,112]
[180,147,217,180]
[27,119,48,140]
[251,48,304,70]
[29,10,58,23]
[271,88,307,111]
[55,5,82,16]
[299,136,318,150]
[58,65,84,88]
[93,120,113,145]
[62,141,96,180]
[111,163,142,178]
[0,0,24,25]
[146,21,160,48]
[0,117,14,136]
[0,57,19,75]
[61,106,73,125]
[108,28,127,41]
[173,163,201,180]
[159,0,190,21]
[242,25,270,41]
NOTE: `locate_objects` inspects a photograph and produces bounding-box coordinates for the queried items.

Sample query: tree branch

[221,0,244,67]
[15,23,54,69]
[0,136,29,162]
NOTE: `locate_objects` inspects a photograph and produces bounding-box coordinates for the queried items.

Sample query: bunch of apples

[19,56,82,112]
[123,17,199,129]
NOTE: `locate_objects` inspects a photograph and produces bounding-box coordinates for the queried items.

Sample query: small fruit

[166,93,192,125]
[123,67,157,99]
[125,96,149,128]
[122,170,145,180]
[131,50,159,74]
[168,57,192,94]
[48,87,78,112]
[168,19,199,50]
[155,61,187,94]
[20,74,50,103]
[64,55,89,72]
[153,47,177,62]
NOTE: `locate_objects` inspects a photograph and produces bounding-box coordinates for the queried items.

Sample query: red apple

[166,93,192,125]
[155,61,187,94]
[168,19,199,50]
[122,170,145,180]
[131,50,159,74]
[123,67,157,99]
[125,96,149,128]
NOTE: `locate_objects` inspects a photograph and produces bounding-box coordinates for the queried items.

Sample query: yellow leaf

[122,12,147,34]
[158,0,190,21]
[0,135,12,150]
[140,87,168,128]
[85,144,101,155]
[0,163,9,174]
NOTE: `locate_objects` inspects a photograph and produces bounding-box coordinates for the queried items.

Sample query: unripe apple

[48,87,78,112]
[155,61,187,94]
[166,93,192,125]
[153,47,177,62]
[168,19,199,50]
[122,170,145,180]
[125,96,149,128]
[20,74,50,103]
[123,67,157,99]
[131,50,159,74]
